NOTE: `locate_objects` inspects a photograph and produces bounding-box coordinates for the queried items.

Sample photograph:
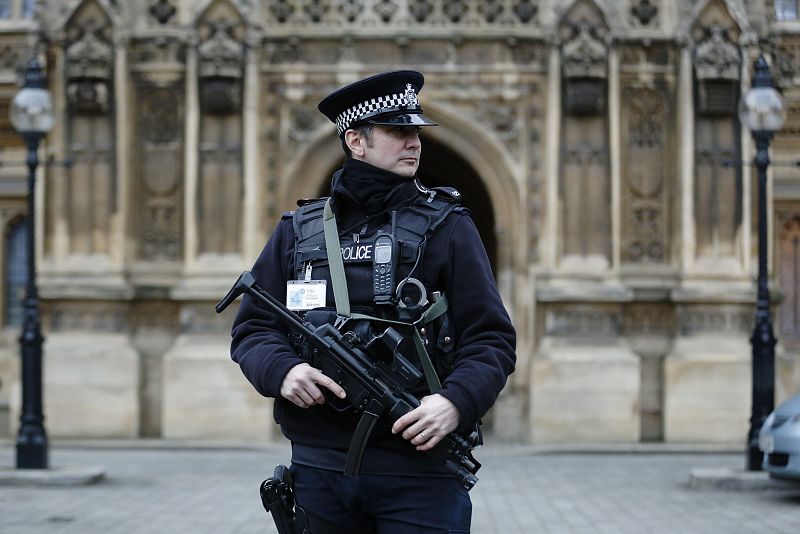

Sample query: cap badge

[404,83,418,107]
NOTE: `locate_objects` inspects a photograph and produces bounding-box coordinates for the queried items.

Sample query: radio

[373,233,397,305]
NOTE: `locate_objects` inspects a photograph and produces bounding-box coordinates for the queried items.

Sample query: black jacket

[230,162,516,473]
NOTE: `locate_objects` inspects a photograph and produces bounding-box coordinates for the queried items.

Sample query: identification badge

[286,280,326,311]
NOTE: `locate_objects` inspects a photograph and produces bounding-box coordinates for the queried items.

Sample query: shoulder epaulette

[418,186,462,204]
[297,197,327,207]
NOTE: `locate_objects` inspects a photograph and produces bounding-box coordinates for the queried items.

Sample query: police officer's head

[318,70,437,177]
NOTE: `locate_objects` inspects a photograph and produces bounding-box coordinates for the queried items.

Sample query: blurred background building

[0,0,799,445]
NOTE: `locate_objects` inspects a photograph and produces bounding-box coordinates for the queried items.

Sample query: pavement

[1,441,799,533]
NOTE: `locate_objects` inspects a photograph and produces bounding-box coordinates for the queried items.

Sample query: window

[776,0,799,21]
[4,217,26,327]
[22,0,34,18]
[0,0,36,19]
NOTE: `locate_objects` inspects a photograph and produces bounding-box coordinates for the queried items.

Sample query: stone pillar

[531,302,640,443]
[161,39,273,441]
[609,47,622,271]
[242,33,262,262]
[31,37,140,439]
[662,45,752,443]
[664,305,751,442]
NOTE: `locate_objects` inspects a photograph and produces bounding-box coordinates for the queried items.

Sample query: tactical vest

[289,186,466,383]
[291,186,464,284]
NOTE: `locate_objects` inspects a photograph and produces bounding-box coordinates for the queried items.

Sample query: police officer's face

[351,125,422,177]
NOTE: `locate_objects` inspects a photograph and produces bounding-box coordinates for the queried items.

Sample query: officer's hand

[391,393,460,451]
[279,363,346,408]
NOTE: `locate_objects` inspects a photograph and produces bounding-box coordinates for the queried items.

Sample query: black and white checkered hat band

[335,92,421,134]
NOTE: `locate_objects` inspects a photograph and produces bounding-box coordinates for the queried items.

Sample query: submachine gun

[215,271,482,490]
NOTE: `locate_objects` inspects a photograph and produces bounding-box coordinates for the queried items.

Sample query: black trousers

[291,463,472,534]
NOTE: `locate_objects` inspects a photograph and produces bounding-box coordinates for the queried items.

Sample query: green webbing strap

[419,293,449,325]
[351,294,449,394]
[321,198,449,394]
[412,330,441,393]
[323,199,351,318]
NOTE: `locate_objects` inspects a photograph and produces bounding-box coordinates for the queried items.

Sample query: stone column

[609,47,621,271]
[113,37,130,267]
[183,41,200,271]
[242,34,262,262]
[678,46,695,274]
[663,45,751,443]
[543,45,560,271]
[162,36,273,442]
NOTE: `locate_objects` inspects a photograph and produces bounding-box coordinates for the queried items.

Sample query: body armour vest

[290,185,466,378]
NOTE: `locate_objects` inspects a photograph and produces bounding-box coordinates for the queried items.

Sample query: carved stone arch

[57,0,121,34]
[679,0,749,44]
[194,0,245,115]
[691,3,742,116]
[63,0,114,115]
[193,0,246,29]
[277,124,343,209]
[558,0,609,115]
[556,0,612,38]
[278,101,524,298]
[279,102,523,256]
[419,100,523,247]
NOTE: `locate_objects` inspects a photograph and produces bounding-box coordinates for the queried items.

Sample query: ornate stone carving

[137,85,183,261]
[479,0,504,23]
[288,104,324,145]
[65,27,114,113]
[561,16,607,116]
[767,36,800,89]
[46,303,127,333]
[304,0,330,23]
[340,0,363,22]
[622,87,668,264]
[409,0,433,22]
[561,22,607,80]
[198,23,243,80]
[374,0,399,23]
[545,305,622,339]
[630,0,658,27]
[149,0,177,25]
[693,25,740,82]
[180,303,234,334]
[512,0,538,23]
[261,0,541,29]
[623,303,675,338]
[693,25,740,116]
[0,42,28,73]
[270,0,295,23]
[198,23,243,114]
[444,0,468,23]
[678,305,752,336]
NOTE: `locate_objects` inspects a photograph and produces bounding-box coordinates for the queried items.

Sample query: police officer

[230,70,516,533]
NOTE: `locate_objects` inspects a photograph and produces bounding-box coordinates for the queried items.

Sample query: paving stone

[0,444,799,533]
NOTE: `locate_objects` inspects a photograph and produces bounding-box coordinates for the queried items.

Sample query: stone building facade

[0,0,799,444]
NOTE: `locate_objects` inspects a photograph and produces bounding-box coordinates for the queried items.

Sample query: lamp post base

[16,427,48,469]
[747,436,763,472]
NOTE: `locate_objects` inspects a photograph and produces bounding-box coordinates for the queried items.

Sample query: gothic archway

[312,137,497,276]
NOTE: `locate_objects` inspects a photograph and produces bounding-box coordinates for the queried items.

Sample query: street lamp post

[10,57,54,469]
[738,55,786,471]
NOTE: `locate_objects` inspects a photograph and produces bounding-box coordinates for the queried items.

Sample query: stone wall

[0,0,797,444]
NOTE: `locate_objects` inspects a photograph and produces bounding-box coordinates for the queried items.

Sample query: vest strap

[323,199,351,319]
[322,198,448,394]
